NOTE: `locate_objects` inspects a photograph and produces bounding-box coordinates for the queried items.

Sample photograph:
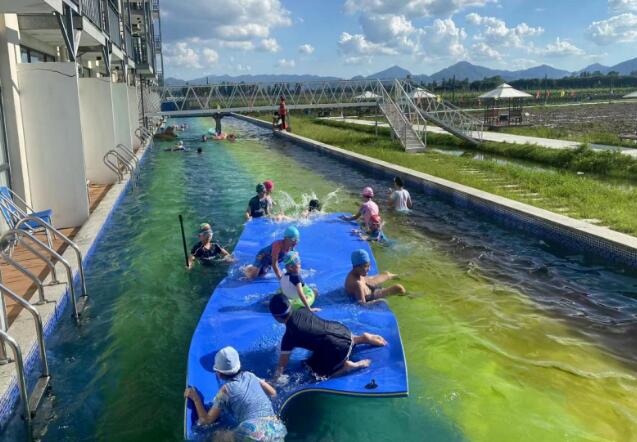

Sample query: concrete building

[0,0,163,228]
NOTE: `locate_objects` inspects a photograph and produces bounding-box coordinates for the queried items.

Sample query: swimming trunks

[253,240,294,275]
[248,196,270,218]
[191,242,223,265]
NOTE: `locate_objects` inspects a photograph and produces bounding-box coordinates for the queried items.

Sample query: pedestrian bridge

[145,79,483,150]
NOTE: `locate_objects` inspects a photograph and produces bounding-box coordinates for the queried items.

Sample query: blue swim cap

[283,251,300,267]
[284,226,300,240]
[351,249,370,267]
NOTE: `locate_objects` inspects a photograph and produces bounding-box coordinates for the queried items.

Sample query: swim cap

[370,214,382,224]
[284,226,300,241]
[351,249,370,267]
[199,223,212,232]
[263,180,274,191]
[256,183,266,193]
[362,187,374,198]
[283,251,300,267]
[269,294,291,317]
[213,346,241,375]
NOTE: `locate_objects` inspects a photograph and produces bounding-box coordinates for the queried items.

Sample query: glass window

[20,47,29,63]
[30,52,41,63]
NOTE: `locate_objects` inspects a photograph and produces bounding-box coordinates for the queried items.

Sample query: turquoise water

[3,117,637,441]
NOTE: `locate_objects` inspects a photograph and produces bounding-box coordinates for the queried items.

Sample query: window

[19,46,56,64]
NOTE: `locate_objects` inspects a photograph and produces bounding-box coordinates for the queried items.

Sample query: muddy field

[522,101,637,133]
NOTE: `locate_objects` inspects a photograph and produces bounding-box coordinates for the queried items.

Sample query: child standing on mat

[279,251,320,311]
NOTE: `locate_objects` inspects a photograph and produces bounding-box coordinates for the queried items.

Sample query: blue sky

[160,0,637,79]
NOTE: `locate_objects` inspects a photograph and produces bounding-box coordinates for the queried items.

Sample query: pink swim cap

[361,186,374,198]
[264,180,274,191]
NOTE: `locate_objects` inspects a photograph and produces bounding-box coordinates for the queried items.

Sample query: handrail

[116,143,139,169]
[111,150,135,176]
[0,252,47,305]
[2,230,81,321]
[104,151,124,182]
[14,216,87,302]
[0,195,54,250]
[3,231,59,284]
[0,330,30,432]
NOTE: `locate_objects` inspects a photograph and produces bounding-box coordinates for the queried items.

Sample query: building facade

[0,0,163,228]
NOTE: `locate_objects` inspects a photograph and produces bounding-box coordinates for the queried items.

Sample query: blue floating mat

[184,213,408,440]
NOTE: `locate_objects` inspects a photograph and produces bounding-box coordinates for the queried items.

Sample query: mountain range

[165,57,637,86]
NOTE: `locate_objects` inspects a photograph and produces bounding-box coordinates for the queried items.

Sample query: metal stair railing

[0,229,82,321]
[104,149,138,186]
[0,284,51,440]
[103,151,124,182]
[376,80,426,152]
[116,144,139,169]
[14,216,88,306]
[391,80,429,150]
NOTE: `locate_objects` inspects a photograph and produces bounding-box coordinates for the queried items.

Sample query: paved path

[322,117,637,158]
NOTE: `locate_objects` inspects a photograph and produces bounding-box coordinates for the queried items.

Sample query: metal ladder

[0,284,50,441]
[103,149,138,186]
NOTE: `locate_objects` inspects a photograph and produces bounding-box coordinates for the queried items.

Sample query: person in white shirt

[388,177,413,211]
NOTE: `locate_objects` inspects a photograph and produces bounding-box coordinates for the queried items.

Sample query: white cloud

[236,64,252,72]
[359,14,419,52]
[162,0,291,43]
[202,48,219,64]
[338,31,398,55]
[470,42,502,60]
[344,55,374,64]
[298,43,315,54]
[420,18,467,58]
[540,37,585,57]
[258,38,281,52]
[609,0,637,12]
[344,0,496,17]
[164,42,202,69]
[217,40,255,51]
[466,13,543,49]
[276,58,296,68]
[586,13,637,45]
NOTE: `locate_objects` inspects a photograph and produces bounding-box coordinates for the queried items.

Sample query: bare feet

[354,333,388,346]
[352,359,371,369]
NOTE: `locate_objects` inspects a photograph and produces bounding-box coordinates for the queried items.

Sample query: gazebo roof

[353,91,380,100]
[409,88,437,99]
[623,91,637,99]
[479,83,532,99]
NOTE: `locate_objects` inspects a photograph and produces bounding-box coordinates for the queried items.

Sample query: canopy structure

[479,83,532,127]
[409,88,437,99]
[623,91,637,99]
[353,91,380,100]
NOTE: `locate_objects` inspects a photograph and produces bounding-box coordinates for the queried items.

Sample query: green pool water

[5,117,636,441]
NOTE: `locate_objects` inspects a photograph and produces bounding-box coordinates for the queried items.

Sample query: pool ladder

[103,144,139,186]
[0,217,88,439]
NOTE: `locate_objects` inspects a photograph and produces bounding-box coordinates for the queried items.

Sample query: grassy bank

[497,125,637,149]
[316,118,637,180]
[265,114,637,236]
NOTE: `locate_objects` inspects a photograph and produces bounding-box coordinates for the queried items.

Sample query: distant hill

[165,57,637,86]
[365,65,411,80]
[578,63,611,74]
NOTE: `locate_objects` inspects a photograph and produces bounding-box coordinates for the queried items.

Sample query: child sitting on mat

[279,251,320,312]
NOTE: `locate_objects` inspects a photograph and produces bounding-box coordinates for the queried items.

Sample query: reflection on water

[3,117,636,442]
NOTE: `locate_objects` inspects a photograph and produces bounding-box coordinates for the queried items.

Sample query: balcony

[107,2,121,48]
[124,26,134,61]
[81,0,104,30]
[133,36,155,76]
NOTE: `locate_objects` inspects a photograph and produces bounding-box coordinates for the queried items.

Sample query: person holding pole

[186,223,232,269]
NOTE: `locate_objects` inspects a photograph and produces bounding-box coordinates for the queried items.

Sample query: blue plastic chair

[0,186,53,250]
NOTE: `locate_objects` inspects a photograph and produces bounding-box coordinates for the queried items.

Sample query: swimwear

[391,189,411,211]
[360,200,379,229]
[235,416,287,442]
[248,196,270,218]
[368,228,387,243]
[190,241,223,265]
[253,240,294,275]
[280,272,316,308]
[280,308,353,377]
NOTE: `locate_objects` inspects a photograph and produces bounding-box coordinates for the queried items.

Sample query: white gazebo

[409,88,437,99]
[479,83,532,127]
[353,91,380,100]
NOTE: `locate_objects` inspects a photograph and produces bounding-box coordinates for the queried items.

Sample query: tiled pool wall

[234,113,637,271]
[0,141,154,431]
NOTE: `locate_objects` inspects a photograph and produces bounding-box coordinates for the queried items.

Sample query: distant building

[0,0,163,228]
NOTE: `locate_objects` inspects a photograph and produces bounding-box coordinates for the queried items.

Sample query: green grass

[315,117,637,180]
[497,125,637,148]
[264,114,637,236]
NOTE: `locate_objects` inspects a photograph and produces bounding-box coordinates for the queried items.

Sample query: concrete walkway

[322,117,637,158]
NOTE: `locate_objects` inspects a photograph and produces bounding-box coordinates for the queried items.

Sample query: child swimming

[187,223,232,268]
[244,226,300,280]
[388,176,412,211]
[340,187,379,230]
[357,214,387,243]
[279,251,320,311]
[184,346,287,441]
[344,249,405,303]
[245,183,270,220]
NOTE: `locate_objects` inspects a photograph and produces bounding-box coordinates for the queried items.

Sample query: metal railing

[124,26,134,60]
[376,80,426,152]
[116,143,139,169]
[107,2,121,47]
[103,149,138,186]
[0,284,51,439]
[81,0,103,29]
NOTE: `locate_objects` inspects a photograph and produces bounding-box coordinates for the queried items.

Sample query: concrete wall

[79,77,117,184]
[17,62,89,228]
[0,14,31,204]
[112,83,133,150]
[128,85,139,149]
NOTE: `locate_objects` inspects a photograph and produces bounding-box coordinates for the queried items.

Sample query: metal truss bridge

[144,79,483,151]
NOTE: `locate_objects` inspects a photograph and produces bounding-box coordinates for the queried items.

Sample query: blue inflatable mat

[184,213,408,440]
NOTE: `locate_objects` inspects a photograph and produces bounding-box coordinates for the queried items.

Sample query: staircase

[378,101,426,152]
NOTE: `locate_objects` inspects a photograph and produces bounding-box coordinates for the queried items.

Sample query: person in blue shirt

[187,223,232,268]
[184,346,287,441]
[245,183,270,220]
